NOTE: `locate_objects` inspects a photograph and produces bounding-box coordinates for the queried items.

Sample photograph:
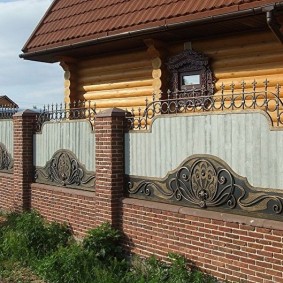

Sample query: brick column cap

[96,108,126,118]
[13,109,38,117]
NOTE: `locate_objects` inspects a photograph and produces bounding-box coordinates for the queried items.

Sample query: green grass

[0,211,219,283]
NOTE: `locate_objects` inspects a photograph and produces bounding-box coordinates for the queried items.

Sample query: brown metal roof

[22,0,283,57]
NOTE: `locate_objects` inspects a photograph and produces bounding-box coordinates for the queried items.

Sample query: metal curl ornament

[126,154,283,220]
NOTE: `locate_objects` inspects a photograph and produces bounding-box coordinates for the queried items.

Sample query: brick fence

[0,109,282,283]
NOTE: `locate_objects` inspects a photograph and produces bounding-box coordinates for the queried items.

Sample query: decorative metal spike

[145,97,148,107]
[230,82,235,93]
[167,89,171,100]
[252,79,257,92]
[201,84,205,95]
[276,83,281,95]
[241,80,246,91]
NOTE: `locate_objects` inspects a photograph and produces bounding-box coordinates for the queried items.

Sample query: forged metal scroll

[35,150,95,190]
[126,155,283,220]
[0,142,13,173]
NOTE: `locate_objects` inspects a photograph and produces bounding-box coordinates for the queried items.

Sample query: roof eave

[19,5,280,62]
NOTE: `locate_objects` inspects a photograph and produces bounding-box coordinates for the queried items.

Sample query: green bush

[82,222,122,261]
[37,244,95,283]
[36,223,127,283]
[0,211,71,263]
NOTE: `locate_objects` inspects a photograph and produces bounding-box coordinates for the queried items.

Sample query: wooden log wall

[60,60,78,104]
[166,31,283,125]
[74,50,154,114]
[63,30,283,126]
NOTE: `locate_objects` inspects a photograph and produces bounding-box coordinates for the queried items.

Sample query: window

[167,49,215,98]
[180,72,201,90]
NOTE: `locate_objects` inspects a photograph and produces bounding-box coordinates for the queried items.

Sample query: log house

[20,0,283,123]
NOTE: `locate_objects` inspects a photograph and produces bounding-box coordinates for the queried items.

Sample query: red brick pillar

[95,108,126,228]
[13,110,37,211]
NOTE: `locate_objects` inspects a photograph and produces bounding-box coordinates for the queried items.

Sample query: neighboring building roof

[0,96,18,108]
[21,0,283,60]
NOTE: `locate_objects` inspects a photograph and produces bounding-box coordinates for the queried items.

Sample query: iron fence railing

[36,101,96,132]
[0,105,18,119]
[126,80,283,130]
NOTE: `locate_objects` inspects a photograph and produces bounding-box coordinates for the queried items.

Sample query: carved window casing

[167,49,215,98]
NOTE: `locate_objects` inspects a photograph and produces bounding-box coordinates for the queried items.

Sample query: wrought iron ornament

[36,100,96,132]
[126,155,283,220]
[126,80,282,130]
[0,143,13,173]
[35,150,95,190]
[0,106,18,119]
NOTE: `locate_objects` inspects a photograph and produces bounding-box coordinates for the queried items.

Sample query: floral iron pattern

[126,155,283,220]
[35,149,95,190]
[0,142,13,173]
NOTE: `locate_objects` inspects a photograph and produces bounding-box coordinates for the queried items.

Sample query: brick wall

[0,173,14,211]
[31,183,96,236]
[121,198,283,283]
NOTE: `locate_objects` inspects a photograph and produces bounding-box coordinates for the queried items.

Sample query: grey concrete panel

[0,120,13,157]
[34,120,95,171]
[125,112,283,189]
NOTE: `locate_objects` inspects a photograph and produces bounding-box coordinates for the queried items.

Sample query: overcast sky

[0,0,63,109]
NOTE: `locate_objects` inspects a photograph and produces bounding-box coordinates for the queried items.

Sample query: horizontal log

[82,86,153,100]
[84,96,150,109]
[215,61,283,75]
[64,71,71,80]
[79,79,153,92]
[216,68,283,80]
[205,42,282,60]
[77,68,152,85]
[168,32,275,55]
[94,106,150,115]
[151,58,162,69]
[64,89,71,97]
[215,75,283,90]
[152,78,162,91]
[64,80,71,88]
[78,50,148,68]
[212,54,283,69]
[78,59,151,77]
[193,31,274,51]
[152,69,162,79]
